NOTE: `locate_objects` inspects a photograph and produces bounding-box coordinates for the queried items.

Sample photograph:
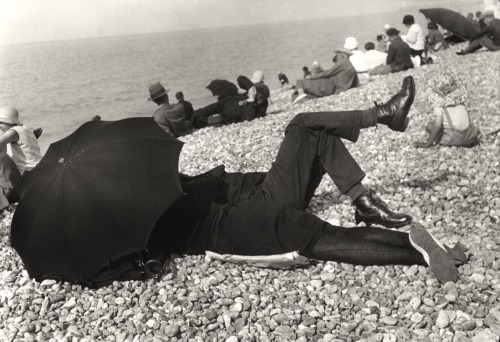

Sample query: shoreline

[1,47,500,341]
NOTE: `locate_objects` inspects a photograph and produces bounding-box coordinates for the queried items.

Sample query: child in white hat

[0,106,42,209]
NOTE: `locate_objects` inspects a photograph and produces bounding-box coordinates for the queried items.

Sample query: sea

[0,5,480,153]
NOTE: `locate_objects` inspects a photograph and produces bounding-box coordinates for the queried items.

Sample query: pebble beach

[1,46,500,342]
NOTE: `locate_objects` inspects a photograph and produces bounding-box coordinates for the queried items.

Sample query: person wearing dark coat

[148,76,462,284]
[370,28,414,75]
[277,72,289,90]
[238,73,270,118]
[456,11,500,55]
[190,90,258,129]
[175,91,194,122]
[148,82,190,137]
[292,50,359,104]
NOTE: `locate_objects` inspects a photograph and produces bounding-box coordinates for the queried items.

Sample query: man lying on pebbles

[149,76,466,284]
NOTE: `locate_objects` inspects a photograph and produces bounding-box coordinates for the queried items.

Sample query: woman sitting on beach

[0,106,42,210]
[426,22,448,52]
[415,73,480,148]
[191,73,269,129]
[292,49,359,104]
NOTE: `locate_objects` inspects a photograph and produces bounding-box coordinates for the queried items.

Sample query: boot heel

[401,117,410,132]
[355,212,370,226]
[355,212,362,225]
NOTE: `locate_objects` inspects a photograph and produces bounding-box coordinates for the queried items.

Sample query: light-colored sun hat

[251,70,264,83]
[482,10,495,19]
[0,106,20,125]
[344,37,359,50]
[383,24,391,31]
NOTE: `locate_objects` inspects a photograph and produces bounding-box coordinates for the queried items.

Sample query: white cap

[0,106,19,125]
[383,24,391,31]
[344,36,359,50]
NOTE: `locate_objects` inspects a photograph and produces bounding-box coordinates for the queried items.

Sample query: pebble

[436,310,450,329]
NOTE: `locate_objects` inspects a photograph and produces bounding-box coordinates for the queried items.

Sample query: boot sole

[389,76,415,132]
[409,225,459,283]
[355,212,412,229]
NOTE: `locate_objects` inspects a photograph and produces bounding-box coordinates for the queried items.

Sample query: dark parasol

[11,117,184,284]
[420,8,479,40]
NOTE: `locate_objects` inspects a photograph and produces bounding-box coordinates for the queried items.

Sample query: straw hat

[427,72,468,107]
[0,106,19,125]
[147,82,170,101]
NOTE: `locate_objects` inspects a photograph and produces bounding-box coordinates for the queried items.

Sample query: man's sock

[345,183,369,202]
[361,108,377,128]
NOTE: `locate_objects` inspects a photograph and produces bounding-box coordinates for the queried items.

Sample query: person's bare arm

[0,129,19,149]
[415,111,443,148]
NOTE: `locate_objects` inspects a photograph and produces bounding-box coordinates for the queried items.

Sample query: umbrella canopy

[206,79,238,98]
[420,8,479,40]
[11,117,184,283]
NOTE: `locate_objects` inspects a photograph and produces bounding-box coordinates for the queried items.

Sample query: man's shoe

[409,224,459,283]
[456,50,467,56]
[375,76,415,132]
[354,192,412,228]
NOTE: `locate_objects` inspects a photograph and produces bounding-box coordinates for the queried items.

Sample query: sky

[0,0,481,45]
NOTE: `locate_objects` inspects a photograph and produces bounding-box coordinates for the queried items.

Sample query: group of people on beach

[2,4,498,287]
[147,70,271,139]
[291,6,500,103]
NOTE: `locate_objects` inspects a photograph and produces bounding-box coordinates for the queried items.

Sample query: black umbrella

[11,118,184,283]
[206,79,238,98]
[420,8,479,40]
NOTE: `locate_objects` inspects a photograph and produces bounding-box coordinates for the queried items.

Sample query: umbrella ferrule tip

[58,158,68,166]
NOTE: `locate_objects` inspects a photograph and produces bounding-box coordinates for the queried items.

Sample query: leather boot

[354,191,412,228]
[375,75,415,132]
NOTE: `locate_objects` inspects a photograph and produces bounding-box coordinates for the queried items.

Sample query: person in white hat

[343,36,370,85]
[0,106,42,209]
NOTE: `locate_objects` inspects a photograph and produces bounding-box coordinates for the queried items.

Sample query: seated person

[191,82,260,129]
[175,91,194,123]
[0,106,42,210]
[277,72,289,90]
[343,36,370,85]
[456,10,500,55]
[292,49,359,104]
[149,76,463,284]
[415,73,480,148]
[364,42,388,70]
[426,22,449,51]
[248,71,271,117]
[402,15,426,59]
[303,66,311,78]
[370,28,413,75]
[376,34,388,52]
[148,82,190,137]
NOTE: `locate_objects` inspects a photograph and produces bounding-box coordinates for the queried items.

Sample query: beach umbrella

[11,117,184,284]
[420,8,479,40]
[206,79,238,98]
